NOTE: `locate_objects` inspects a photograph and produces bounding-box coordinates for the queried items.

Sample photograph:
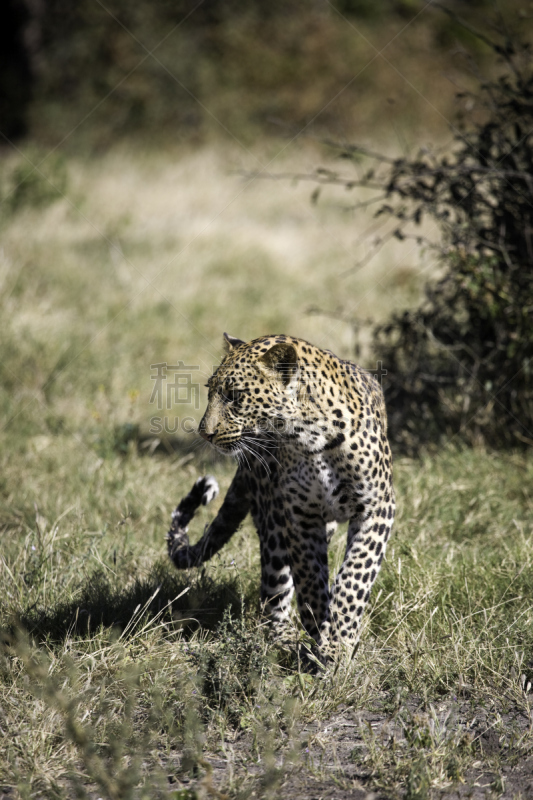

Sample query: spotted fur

[167,334,395,661]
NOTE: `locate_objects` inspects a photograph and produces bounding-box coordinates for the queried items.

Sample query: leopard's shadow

[19,561,248,644]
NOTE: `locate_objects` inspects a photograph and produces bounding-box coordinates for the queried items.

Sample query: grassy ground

[1,143,532,799]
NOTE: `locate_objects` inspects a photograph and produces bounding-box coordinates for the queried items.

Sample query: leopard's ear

[223,333,245,353]
[257,343,298,387]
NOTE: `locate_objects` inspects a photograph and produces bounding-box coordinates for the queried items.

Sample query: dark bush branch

[241,169,383,191]
[338,229,400,277]
[343,193,389,212]
[320,138,398,164]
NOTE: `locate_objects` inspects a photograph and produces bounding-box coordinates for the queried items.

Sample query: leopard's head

[198,333,302,456]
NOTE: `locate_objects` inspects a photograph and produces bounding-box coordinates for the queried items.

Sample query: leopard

[167,333,395,663]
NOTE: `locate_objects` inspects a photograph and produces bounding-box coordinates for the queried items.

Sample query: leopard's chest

[278,450,359,524]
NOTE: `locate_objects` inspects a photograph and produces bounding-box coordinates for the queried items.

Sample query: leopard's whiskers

[239,439,271,475]
[241,433,281,467]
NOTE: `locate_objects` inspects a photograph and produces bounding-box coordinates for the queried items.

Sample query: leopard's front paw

[167,528,190,559]
[166,475,219,569]
[169,475,219,533]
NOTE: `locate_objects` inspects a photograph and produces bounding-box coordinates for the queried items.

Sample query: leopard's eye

[222,387,240,404]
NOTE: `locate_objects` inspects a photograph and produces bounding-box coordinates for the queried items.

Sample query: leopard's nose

[200,430,215,442]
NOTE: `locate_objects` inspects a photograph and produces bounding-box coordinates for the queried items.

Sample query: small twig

[238,169,382,191]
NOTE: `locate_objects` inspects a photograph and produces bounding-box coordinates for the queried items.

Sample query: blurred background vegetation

[2,0,514,147]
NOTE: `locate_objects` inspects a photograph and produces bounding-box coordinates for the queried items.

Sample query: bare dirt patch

[175,693,533,799]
